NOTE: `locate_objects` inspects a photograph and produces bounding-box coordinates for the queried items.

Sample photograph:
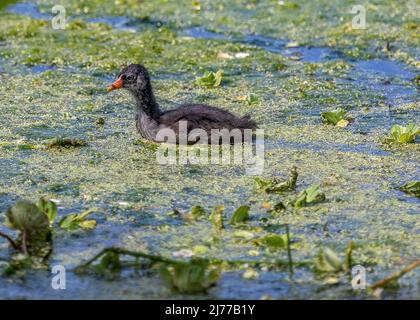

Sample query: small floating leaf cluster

[321,108,352,127]
[255,167,326,212]
[399,181,420,197]
[255,166,298,193]
[196,69,224,88]
[385,124,419,145]
[59,209,97,230]
[44,137,87,149]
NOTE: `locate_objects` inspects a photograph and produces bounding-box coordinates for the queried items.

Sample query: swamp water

[0,1,419,299]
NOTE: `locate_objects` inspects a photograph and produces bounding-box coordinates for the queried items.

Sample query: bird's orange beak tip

[107,76,123,92]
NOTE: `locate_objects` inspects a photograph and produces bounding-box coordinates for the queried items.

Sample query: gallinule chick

[107,64,257,144]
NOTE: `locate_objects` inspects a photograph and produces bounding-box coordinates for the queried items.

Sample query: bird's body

[107,64,257,144]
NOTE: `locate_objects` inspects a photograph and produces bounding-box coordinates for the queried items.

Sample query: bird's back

[159,104,257,132]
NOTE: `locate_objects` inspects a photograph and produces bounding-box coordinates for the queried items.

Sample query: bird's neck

[131,85,162,141]
[132,84,162,122]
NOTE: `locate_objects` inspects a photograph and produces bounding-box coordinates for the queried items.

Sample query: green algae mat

[0,0,419,299]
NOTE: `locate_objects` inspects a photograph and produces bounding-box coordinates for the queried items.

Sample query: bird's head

[107,64,151,94]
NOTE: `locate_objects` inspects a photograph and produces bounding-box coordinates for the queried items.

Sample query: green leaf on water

[255,167,298,194]
[159,259,220,294]
[233,230,255,241]
[230,205,250,225]
[191,205,206,219]
[209,205,224,230]
[5,200,52,257]
[96,251,122,273]
[37,198,57,225]
[264,234,288,249]
[305,185,326,203]
[321,108,348,126]
[400,181,420,197]
[385,124,419,144]
[5,201,49,232]
[196,69,224,88]
[294,184,326,208]
[246,94,259,105]
[315,247,343,273]
[255,234,288,249]
[59,209,97,230]
[192,245,209,255]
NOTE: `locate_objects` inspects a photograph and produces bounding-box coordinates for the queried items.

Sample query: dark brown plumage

[107,64,257,144]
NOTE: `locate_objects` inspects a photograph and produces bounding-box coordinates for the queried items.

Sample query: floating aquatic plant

[321,108,351,127]
[37,198,58,226]
[209,205,224,230]
[59,209,97,230]
[384,124,419,144]
[255,166,298,194]
[44,137,87,149]
[237,94,259,105]
[230,205,250,225]
[321,109,350,127]
[233,230,255,241]
[415,75,420,87]
[399,181,420,197]
[190,205,206,219]
[294,184,326,208]
[171,205,207,222]
[255,234,289,250]
[196,69,224,88]
[160,259,221,294]
[314,247,343,273]
[96,251,122,274]
[315,242,355,274]
[2,200,52,257]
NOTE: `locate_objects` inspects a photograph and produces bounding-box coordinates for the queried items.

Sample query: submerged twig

[21,230,28,256]
[0,231,19,250]
[75,247,180,272]
[370,260,420,290]
[344,240,354,273]
[286,224,294,276]
[75,247,312,273]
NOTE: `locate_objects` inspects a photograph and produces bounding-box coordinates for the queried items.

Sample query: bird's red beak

[107,76,124,92]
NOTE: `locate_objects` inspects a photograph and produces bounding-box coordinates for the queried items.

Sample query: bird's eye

[126,75,135,81]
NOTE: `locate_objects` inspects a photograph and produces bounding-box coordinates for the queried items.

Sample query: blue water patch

[354,59,416,80]
[7,2,51,20]
[87,16,138,32]
[181,27,231,40]
[30,64,57,73]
